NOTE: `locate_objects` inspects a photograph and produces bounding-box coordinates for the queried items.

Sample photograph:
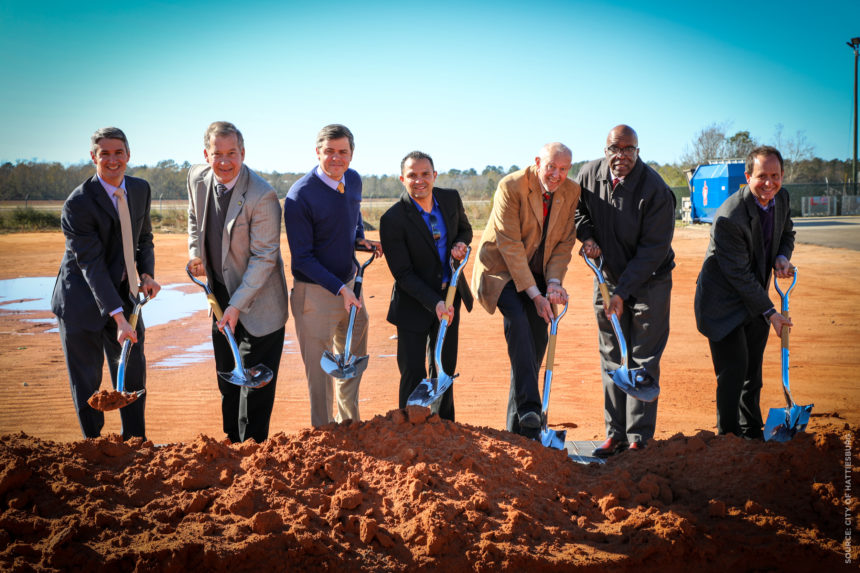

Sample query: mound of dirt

[0,407,856,571]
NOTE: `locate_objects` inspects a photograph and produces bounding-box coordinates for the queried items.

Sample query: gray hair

[316,124,354,152]
[91,127,129,155]
[204,121,244,151]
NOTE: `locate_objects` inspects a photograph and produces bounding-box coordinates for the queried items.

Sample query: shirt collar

[315,166,343,191]
[756,197,775,212]
[409,194,438,215]
[97,175,126,206]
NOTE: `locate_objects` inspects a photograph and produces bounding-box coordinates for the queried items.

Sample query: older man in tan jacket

[472,142,580,439]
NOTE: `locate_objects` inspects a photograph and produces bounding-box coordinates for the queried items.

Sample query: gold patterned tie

[114,188,139,297]
[337,182,345,194]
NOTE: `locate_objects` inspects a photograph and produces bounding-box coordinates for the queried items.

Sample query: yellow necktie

[114,188,139,297]
[337,182,345,194]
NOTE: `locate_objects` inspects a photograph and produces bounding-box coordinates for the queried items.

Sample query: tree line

[1,124,855,202]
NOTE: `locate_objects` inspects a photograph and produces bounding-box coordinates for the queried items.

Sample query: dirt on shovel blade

[86,390,138,412]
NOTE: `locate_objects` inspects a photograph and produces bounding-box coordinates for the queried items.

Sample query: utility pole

[849,37,860,195]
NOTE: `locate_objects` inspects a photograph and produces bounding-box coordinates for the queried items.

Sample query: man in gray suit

[694,145,795,440]
[187,121,289,443]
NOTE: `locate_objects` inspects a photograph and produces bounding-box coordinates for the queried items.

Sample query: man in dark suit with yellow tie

[51,127,161,440]
[379,151,473,420]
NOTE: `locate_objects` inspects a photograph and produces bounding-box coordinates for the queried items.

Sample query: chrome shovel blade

[610,366,660,402]
[406,373,456,409]
[540,427,567,450]
[320,351,369,380]
[764,403,814,442]
[217,363,273,389]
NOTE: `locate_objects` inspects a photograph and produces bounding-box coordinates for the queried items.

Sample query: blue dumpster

[689,161,746,223]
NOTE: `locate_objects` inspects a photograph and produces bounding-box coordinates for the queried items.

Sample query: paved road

[792,216,860,251]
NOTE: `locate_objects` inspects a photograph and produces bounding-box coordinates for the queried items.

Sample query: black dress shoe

[628,441,647,451]
[593,437,629,458]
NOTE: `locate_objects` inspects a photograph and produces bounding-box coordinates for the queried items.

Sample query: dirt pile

[0,407,856,571]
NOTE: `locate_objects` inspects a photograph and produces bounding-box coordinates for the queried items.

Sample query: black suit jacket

[51,174,155,329]
[694,185,794,342]
[379,187,474,333]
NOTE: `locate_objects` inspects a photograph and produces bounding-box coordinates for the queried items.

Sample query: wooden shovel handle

[781,310,790,349]
[207,293,224,321]
[545,332,557,371]
[598,283,612,311]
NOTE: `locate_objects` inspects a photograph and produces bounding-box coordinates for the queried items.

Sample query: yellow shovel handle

[207,293,224,321]
[598,283,612,311]
[781,309,790,349]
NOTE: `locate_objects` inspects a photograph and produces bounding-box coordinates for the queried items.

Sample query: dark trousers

[211,280,284,443]
[594,274,670,443]
[496,280,548,438]
[396,300,461,422]
[709,315,770,439]
[58,308,146,441]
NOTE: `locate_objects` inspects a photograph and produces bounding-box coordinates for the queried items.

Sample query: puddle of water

[154,341,212,369]
[0,278,208,328]
[1,277,297,368]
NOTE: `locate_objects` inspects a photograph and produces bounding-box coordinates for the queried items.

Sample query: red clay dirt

[0,229,858,570]
[87,390,141,412]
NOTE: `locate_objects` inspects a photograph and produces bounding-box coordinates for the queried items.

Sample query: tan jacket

[187,163,289,337]
[471,165,580,314]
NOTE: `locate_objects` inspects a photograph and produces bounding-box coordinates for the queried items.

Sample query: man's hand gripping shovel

[581,249,659,402]
[186,263,273,389]
[320,246,377,380]
[406,247,471,413]
[87,294,149,412]
[764,267,813,442]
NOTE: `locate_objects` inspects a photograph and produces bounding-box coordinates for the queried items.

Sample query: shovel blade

[217,363,273,389]
[406,374,455,408]
[320,351,369,380]
[764,403,814,442]
[610,366,660,402]
[540,428,567,450]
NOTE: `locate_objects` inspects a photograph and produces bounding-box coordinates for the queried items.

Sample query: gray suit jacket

[694,185,794,342]
[187,163,289,337]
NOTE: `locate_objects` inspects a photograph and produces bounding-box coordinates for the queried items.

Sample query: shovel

[87,295,149,412]
[764,267,813,442]
[186,263,273,389]
[320,249,377,380]
[580,249,659,402]
[406,246,472,411]
[540,300,568,450]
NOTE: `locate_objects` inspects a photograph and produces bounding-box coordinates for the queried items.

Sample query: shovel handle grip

[781,310,790,349]
[598,283,612,311]
[545,332,557,372]
[207,293,224,321]
[444,284,457,311]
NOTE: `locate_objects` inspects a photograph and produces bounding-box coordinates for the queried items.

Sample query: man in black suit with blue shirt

[51,127,161,440]
[379,151,473,421]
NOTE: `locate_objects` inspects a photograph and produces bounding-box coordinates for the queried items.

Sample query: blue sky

[1,0,857,175]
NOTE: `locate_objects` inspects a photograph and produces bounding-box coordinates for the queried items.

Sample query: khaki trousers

[291,280,368,426]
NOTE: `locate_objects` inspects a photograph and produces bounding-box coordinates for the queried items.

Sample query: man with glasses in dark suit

[575,124,676,457]
[379,151,473,421]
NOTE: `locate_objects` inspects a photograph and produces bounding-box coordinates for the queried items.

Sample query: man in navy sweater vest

[284,124,382,427]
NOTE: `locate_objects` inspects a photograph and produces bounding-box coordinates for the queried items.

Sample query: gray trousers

[593,273,671,443]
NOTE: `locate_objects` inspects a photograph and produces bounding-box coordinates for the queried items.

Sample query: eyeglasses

[429,213,441,241]
[605,145,638,157]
